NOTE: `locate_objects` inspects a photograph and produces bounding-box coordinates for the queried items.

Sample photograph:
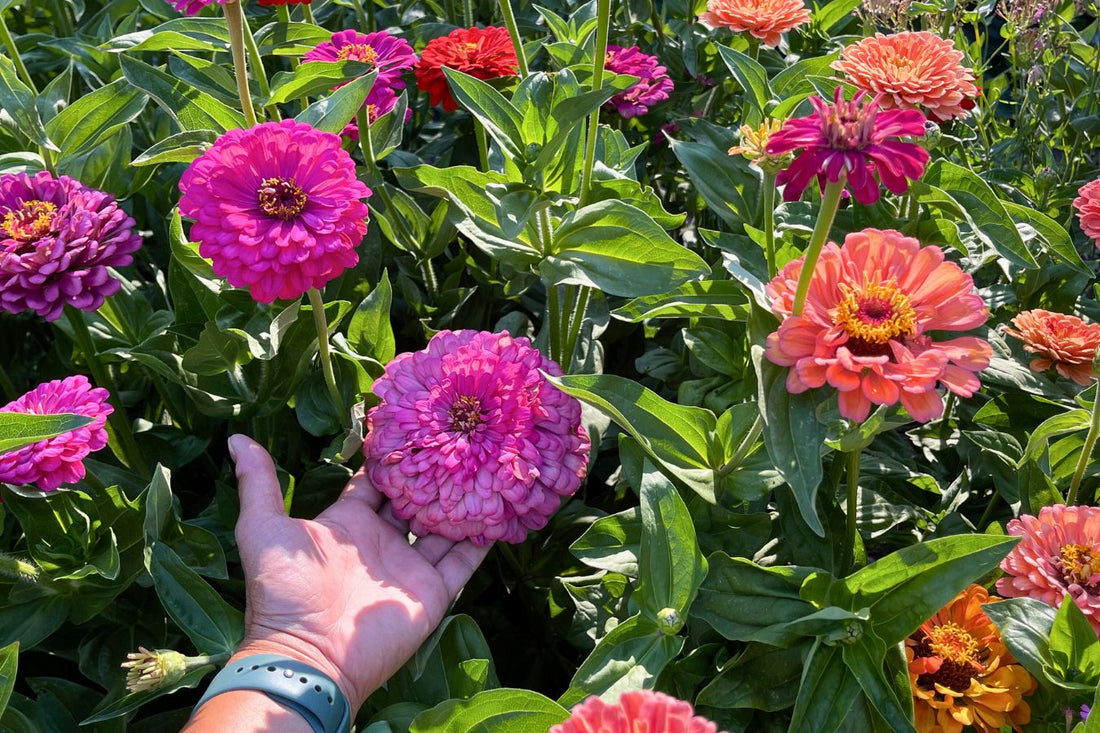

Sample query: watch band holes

[267,666,276,672]
[299,676,308,684]
[314,685,322,692]
[236,667,244,673]
[251,665,260,670]
[327,695,333,704]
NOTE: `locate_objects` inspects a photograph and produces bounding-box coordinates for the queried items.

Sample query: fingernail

[227,434,242,462]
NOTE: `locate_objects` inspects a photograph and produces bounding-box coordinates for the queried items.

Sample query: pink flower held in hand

[0,375,112,491]
[699,0,811,47]
[765,228,991,423]
[0,171,142,321]
[1074,178,1100,247]
[603,45,674,118]
[997,504,1100,634]
[178,120,370,303]
[551,690,725,733]
[363,330,590,547]
[765,87,929,205]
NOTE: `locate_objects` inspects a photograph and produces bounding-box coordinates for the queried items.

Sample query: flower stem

[762,171,778,278]
[0,552,39,583]
[1067,379,1100,505]
[475,120,490,171]
[224,0,258,127]
[578,0,611,208]
[845,448,861,572]
[498,0,530,77]
[306,288,350,431]
[63,306,150,479]
[464,0,476,27]
[419,259,440,300]
[0,10,34,90]
[238,8,277,121]
[791,177,845,317]
[561,286,591,372]
[747,36,759,61]
[301,2,316,25]
[547,284,562,365]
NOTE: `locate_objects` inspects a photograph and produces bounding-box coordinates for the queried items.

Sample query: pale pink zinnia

[699,0,811,47]
[765,228,991,423]
[551,691,725,733]
[997,504,1100,634]
[0,375,112,491]
[178,120,370,303]
[603,45,674,118]
[1074,178,1100,247]
[362,330,590,546]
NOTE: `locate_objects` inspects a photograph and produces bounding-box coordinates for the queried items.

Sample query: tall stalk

[1067,380,1100,505]
[791,178,845,316]
[307,289,351,431]
[844,449,861,573]
[0,11,33,90]
[578,0,611,208]
[762,171,777,278]
[498,0,530,77]
[224,1,258,127]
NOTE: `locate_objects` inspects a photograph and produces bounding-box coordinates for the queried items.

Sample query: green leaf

[44,78,147,160]
[0,642,16,718]
[443,67,525,160]
[570,508,640,576]
[0,56,51,149]
[120,55,246,132]
[80,664,215,724]
[348,272,395,365]
[981,598,1056,683]
[0,413,94,455]
[409,689,568,733]
[1003,201,1090,274]
[1050,597,1100,684]
[842,631,917,733]
[697,642,806,711]
[789,641,861,733]
[717,44,771,115]
[669,138,759,230]
[612,281,751,322]
[1021,410,1090,465]
[132,129,217,167]
[266,60,374,104]
[295,71,378,134]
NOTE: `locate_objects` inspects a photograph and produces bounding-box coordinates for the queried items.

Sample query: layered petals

[1074,178,1100,247]
[551,690,724,733]
[603,45,674,118]
[1004,309,1100,386]
[699,0,810,47]
[414,26,518,112]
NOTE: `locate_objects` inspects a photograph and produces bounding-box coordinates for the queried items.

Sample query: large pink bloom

[551,691,724,733]
[362,330,590,546]
[1,172,141,321]
[699,0,811,47]
[178,120,370,303]
[303,29,418,124]
[765,87,929,205]
[603,45,674,118]
[1074,178,1100,248]
[0,375,112,491]
[997,505,1100,634]
[765,228,991,423]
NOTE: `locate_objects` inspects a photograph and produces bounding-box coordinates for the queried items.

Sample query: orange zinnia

[699,0,811,48]
[833,31,979,122]
[1004,309,1100,386]
[907,585,1036,733]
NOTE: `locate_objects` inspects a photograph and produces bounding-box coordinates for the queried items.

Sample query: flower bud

[656,607,684,635]
[121,647,189,694]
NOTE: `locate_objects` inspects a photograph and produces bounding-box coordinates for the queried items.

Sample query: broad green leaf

[0,56,51,149]
[771,53,840,96]
[348,272,395,365]
[120,55,246,132]
[410,688,568,733]
[1003,201,1090,274]
[669,138,759,230]
[0,413,94,455]
[443,68,525,160]
[132,129,217,167]
[0,642,16,718]
[697,642,806,711]
[44,79,147,160]
[0,595,70,650]
[266,60,374,104]
[1021,410,1090,465]
[814,0,860,30]
[80,664,215,723]
[717,44,770,115]
[789,641,861,733]
[570,508,640,576]
[612,281,751,322]
[1049,597,1100,684]
[982,597,1056,683]
[295,71,378,134]
[842,631,916,733]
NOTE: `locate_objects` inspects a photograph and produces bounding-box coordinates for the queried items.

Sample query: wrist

[232,634,363,712]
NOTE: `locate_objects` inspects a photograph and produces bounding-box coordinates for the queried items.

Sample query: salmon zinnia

[907,584,1036,733]
[1004,309,1100,386]
[765,228,991,423]
[551,690,725,733]
[699,0,811,47]
[1074,178,1100,247]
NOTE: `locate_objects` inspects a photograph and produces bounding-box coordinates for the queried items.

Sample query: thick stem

[747,36,759,61]
[464,0,476,28]
[1067,380,1100,505]
[845,448,861,572]
[419,259,440,300]
[306,288,351,431]
[239,9,277,121]
[791,177,845,317]
[301,2,316,25]
[561,286,591,372]
[578,0,611,208]
[498,0,530,77]
[475,120,490,171]
[0,11,34,90]
[64,306,150,479]
[224,1,258,127]
[0,552,39,582]
[762,171,777,278]
[547,285,562,365]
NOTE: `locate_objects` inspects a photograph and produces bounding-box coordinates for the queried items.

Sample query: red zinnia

[415,26,519,112]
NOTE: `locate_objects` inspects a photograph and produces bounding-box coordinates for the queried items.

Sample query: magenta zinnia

[603,45,674,118]
[765,87,929,205]
[303,29,418,123]
[362,330,590,546]
[178,120,370,303]
[166,0,222,15]
[0,171,142,321]
[0,375,112,491]
[551,691,725,733]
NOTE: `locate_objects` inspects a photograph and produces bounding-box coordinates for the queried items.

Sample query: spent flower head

[121,647,189,694]
[728,118,792,172]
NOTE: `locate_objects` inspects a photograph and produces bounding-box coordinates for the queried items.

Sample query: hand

[225,434,491,712]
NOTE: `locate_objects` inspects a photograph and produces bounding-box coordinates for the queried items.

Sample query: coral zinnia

[362,330,590,546]
[1074,178,1100,247]
[1004,309,1100,386]
[907,584,1036,733]
[303,29,418,120]
[0,171,142,321]
[414,26,519,112]
[603,45,674,118]
[833,32,979,122]
[765,228,991,423]
[551,691,725,733]
[699,0,811,47]
[178,119,370,303]
[997,504,1100,634]
[0,375,112,491]
[765,87,929,205]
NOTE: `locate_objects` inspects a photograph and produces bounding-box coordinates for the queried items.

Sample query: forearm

[182,689,314,733]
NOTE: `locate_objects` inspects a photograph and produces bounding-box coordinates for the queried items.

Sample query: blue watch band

[194,654,351,733]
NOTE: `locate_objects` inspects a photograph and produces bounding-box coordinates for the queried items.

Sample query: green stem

[475,120,490,171]
[845,448,861,572]
[63,306,150,479]
[547,285,562,365]
[578,0,611,208]
[224,1,258,127]
[0,552,39,583]
[498,0,530,77]
[561,286,591,372]
[419,259,440,300]
[791,177,845,317]
[49,0,72,37]
[306,288,351,431]
[0,10,34,91]
[366,0,376,33]
[301,2,316,25]
[938,391,955,450]
[464,0,476,28]
[747,36,759,61]
[239,9,277,121]
[904,190,920,223]
[1067,380,1100,505]
[762,171,777,278]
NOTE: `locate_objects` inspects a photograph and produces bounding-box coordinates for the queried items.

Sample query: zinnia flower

[1003,309,1100,386]
[414,26,519,112]
[166,0,220,14]
[362,330,590,546]
[0,375,112,491]
[178,119,370,303]
[728,118,792,172]
[700,0,810,47]
[833,32,979,122]
[1074,178,1100,247]
[997,504,1100,634]
[765,87,929,205]
[765,228,991,423]
[303,29,418,122]
[907,584,1036,733]
[603,45,674,118]
[550,691,724,733]
[0,171,142,321]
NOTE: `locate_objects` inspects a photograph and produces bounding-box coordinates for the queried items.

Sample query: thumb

[228,434,286,525]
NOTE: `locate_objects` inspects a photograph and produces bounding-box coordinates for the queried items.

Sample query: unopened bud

[656,607,683,635]
[918,120,942,150]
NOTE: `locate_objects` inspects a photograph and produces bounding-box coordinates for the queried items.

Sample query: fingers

[334,467,384,513]
[378,502,410,535]
[412,534,455,564]
[229,435,286,524]
[436,541,492,598]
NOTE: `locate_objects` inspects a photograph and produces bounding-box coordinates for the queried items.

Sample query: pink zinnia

[1074,178,1100,247]
[699,0,811,48]
[765,228,991,423]
[603,45,674,118]
[997,505,1100,634]
[765,87,929,205]
[0,171,142,321]
[362,330,590,546]
[167,0,222,15]
[178,120,370,303]
[303,29,418,123]
[0,375,112,491]
[551,691,725,733]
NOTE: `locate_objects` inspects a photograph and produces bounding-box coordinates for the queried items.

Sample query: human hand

[225,434,491,712]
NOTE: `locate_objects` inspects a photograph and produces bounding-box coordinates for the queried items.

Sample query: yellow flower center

[336,43,379,65]
[1059,543,1097,587]
[834,280,917,345]
[257,177,307,220]
[2,200,57,243]
[927,623,980,666]
[449,394,484,433]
